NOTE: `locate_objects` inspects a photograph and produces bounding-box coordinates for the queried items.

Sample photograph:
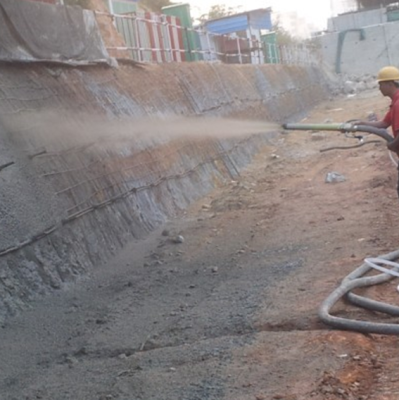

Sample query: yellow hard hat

[377,66,399,82]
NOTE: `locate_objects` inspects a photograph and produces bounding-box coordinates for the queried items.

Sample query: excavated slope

[0,61,333,322]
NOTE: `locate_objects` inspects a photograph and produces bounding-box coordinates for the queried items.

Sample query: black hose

[320,140,382,152]
[353,125,393,143]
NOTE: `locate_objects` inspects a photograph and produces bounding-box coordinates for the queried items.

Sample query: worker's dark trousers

[397,164,399,198]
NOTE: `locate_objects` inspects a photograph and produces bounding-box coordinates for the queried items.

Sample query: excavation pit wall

[0,62,332,322]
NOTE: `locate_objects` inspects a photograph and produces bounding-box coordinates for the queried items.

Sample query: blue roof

[205,8,272,34]
[206,14,248,34]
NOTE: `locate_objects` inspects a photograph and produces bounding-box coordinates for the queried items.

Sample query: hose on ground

[319,249,399,334]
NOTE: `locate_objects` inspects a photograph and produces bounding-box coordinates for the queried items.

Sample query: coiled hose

[319,250,399,334]
[315,126,399,334]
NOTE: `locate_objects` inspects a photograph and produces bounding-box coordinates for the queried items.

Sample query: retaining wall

[319,20,399,76]
[0,61,334,322]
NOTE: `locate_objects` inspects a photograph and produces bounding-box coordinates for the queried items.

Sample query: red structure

[144,13,185,62]
[114,11,186,63]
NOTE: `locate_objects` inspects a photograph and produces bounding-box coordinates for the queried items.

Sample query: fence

[111,11,185,62]
[96,10,321,66]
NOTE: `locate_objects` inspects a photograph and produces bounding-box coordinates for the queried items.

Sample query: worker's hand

[347,119,362,127]
[340,120,361,133]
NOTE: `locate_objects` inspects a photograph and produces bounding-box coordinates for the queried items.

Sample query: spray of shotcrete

[2,111,280,152]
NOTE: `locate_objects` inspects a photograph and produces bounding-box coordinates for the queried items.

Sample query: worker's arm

[355,120,390,129]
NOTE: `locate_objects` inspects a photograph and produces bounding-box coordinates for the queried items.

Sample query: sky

[185,0,339,31]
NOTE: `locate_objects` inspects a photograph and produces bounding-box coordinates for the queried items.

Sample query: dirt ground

[2,89,399,400]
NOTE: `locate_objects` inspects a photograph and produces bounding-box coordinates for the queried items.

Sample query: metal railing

[96,10,322,66]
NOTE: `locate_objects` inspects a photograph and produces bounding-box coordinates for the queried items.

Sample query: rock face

[341,74,378,95]
[0,61,334,322]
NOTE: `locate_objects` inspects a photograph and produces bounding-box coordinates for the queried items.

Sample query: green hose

[283,122,352,131]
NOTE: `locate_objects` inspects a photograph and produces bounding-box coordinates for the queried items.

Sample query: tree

[199,4,242,23]
[138,0,173,13]
[272,17,299,46]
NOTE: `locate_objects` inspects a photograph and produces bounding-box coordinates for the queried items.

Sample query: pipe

[319,250,399,334]
[282,122,393,143]
[283,122,353,131]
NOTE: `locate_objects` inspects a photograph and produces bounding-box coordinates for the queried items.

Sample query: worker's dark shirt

[383,90,399,137]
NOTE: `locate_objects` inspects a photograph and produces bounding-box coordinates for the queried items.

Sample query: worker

[353,66,399,197]
[354,66,399,155]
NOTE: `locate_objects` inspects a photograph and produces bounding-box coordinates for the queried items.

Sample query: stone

[325,171,346,183]
[172,235,185,244]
